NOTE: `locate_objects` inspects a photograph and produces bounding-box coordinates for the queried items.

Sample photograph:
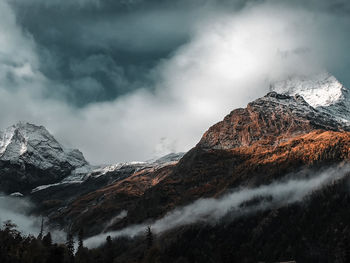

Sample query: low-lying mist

[0,195,40,235]
[0,194,65,242]
[84,164,350,248]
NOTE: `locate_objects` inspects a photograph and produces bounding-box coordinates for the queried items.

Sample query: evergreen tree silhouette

[146,226,153,249]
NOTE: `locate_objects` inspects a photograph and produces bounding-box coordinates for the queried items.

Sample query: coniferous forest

[1,176,350,263]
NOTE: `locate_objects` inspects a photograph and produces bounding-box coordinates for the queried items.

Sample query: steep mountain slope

[1,74,350,260]
[199,91,345,150]
[70,77,349,262]
[0,121,184,202]
[109,173,350,263]
[30,154,184,228]
[50,88,350,236]
[0,122,87,194]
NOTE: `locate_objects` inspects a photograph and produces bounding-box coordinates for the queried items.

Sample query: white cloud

[10,0,101,8]
[0,195,39,235]
[0,1,347,164]
[0,194,67,242]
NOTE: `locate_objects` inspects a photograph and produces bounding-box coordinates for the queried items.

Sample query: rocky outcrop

[198,92,347,150]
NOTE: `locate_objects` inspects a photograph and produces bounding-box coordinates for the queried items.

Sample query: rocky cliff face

[198,92,347,150]
[0,122,87,194]
[0,122,87,169]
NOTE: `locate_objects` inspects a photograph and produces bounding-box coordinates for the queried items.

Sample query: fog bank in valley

[85,165,350,248]
[0,195,65,242]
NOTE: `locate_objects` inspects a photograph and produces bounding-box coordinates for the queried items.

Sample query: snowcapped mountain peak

[0,122,87,170]
[0,122,61,156]
[271,73,350,123]
[271,73,345,107]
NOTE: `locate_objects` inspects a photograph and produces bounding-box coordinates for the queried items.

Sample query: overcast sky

[0,0,349,164]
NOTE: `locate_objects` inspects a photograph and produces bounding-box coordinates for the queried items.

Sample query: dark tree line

[0,221,155,263]
[0,219,69,263]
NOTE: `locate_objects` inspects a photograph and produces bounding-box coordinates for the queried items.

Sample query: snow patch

[271,73,350,123]
[271,73,344,107]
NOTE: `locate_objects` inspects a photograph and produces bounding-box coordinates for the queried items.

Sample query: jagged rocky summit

[0,122,87,169]
[199,91,348,150]
[271,73,350,123]
[0,122,88,194]
[200,73,349,150]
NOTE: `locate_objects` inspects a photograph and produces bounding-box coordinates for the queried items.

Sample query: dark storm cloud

[9,0,211,106]
[7,0,271,106]
[0,0,350,163]
[10,0,350,106]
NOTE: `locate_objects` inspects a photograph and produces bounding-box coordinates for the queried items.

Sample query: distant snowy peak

[0,122,87,170]
[0,122,61,158]
[271,73,350,123]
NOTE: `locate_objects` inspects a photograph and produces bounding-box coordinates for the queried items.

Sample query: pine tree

[106,235,112,247]
[78,228,84,249]
[76,230,89,263]
[335,240,346,263]
[66,232,75,259]
[146,226,153,249]
[43,232,52,247]
[37,217,44,240]
[105,235,114,263]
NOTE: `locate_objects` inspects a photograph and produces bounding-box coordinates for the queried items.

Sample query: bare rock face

[0,122,88,193]
[198,92,347,150]
[0,122,87,169]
